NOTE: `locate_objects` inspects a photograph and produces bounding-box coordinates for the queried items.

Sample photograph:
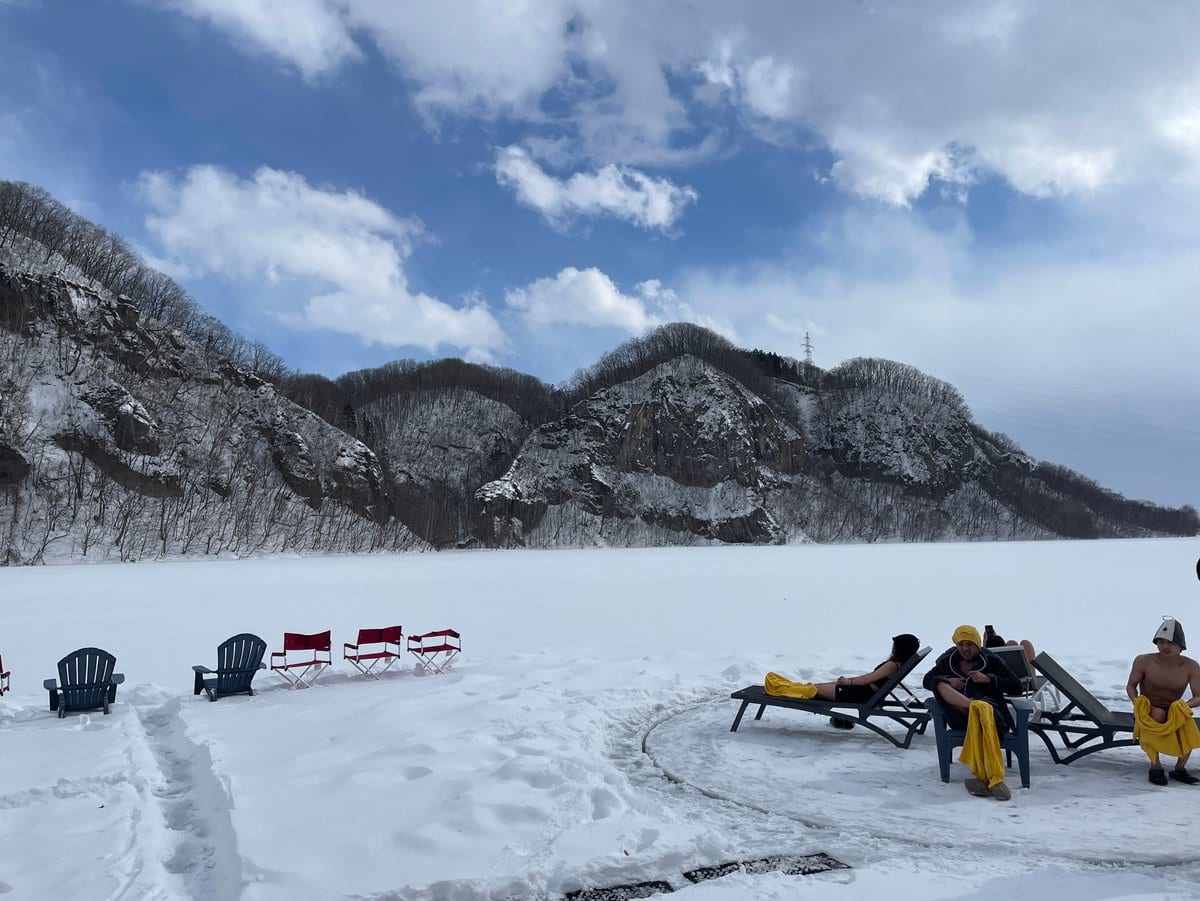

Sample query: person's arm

[1187,659,1200,709]
[922,651,951,691]
[1126,656,1146,703]
[840,661,898,687]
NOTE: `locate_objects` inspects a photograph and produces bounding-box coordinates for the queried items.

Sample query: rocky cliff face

[2,256,1194,564]
[0,265,422,562]
[475,356,806,547]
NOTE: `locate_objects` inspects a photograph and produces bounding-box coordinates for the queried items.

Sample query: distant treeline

[280,322,826,437]
[0,179,287,379]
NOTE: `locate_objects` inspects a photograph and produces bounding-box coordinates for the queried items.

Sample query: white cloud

[493,146,698,231]
[504,267,733,342]
[136,165,505,357]
[673,204,1200,411]
[343,0,577,120]
[160,0,359,79]
[159,3,1200,203]
[505,267,655,333]
[697,42,799,122]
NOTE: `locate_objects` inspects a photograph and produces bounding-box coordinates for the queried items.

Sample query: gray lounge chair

[43,647,125,718]
[193,633,268,701]
[1026,651,1137,765]
[730,647,932,748]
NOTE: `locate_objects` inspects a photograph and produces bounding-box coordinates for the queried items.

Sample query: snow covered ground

[2,539,1199,900]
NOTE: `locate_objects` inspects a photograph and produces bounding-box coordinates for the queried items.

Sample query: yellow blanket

[1133,696,1200,763]
[958,700,1006,789]
[764,672,817,700]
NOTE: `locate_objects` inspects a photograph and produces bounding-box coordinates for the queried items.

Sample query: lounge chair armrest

[111,673,126,685]
[343,642,358,651]
[43,678,59,691]
[193,665,214,674]
[1009,698,1033,724]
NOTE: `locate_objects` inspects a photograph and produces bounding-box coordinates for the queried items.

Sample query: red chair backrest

[409,629,460,649]
[356,626,402,645]
[282,630,331,652]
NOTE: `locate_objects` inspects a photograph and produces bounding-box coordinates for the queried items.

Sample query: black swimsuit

[833,659,894,702]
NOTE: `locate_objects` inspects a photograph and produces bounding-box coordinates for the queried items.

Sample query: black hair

[889,633,920,664]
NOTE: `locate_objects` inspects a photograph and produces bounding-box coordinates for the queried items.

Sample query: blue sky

[2,1,1198,512]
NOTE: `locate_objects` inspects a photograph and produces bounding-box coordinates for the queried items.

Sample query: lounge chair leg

[731,701,750,732]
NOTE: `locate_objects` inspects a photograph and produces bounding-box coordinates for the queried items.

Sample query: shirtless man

[1126,617,1200,785]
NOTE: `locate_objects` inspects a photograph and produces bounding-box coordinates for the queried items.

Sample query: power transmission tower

[803,331,814,367]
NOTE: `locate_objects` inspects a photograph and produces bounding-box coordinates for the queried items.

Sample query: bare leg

[1004,639,1037,665]
[1020,640,1035,663]
[935,681,971,714]
[811,681,838,701]
[1177,751,1191,769]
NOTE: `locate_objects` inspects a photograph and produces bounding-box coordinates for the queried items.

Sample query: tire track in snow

[126,693,244,900]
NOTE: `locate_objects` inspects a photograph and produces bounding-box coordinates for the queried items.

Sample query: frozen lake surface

[2,539,1198,899]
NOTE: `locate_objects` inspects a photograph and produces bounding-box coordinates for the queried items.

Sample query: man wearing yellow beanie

[923,625,1022,800]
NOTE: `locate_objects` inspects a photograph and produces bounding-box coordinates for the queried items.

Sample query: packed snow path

[2,541,1200,899]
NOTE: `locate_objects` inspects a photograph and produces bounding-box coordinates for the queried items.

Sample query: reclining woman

[765,633,921,716]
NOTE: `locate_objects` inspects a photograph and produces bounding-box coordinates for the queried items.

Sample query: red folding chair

[343,627,403,679]
[0,654,9,695]
[408,629,461,674]
[270,631,332,688]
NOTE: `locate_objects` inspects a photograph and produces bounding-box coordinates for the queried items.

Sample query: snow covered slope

[1,539,1198,898]
[0,265,422,562]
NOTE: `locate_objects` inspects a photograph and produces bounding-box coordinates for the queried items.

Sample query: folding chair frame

[408,629,461,674]
[270,631,332,688]
[344,626,404,680]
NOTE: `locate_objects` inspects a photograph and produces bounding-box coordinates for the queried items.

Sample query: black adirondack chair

[193,633,268,701]
[43,647,125,718]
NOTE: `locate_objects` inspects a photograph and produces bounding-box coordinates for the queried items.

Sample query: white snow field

[2,539,1199,900]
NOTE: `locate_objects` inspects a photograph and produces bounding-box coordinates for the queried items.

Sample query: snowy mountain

[0,262,422,563]
[1,219,1195,562]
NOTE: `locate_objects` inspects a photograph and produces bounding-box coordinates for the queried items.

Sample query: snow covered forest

[1,178,1196,564]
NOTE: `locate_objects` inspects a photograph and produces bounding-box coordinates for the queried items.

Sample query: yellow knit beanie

[952,625,982,647]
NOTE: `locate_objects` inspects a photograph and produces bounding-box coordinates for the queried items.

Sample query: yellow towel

[764,672,817,699]
[958,700,1006,789]
[1132,697,1200,763]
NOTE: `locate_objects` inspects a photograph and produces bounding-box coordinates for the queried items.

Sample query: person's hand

[949,677,966,691]
[968,671,991,684]
[836,676,848,685]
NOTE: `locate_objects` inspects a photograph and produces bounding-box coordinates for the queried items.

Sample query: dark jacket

[923,646,1022,732]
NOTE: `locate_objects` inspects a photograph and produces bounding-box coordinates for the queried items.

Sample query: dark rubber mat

[563,880,674,900]
[682,852,849,883]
